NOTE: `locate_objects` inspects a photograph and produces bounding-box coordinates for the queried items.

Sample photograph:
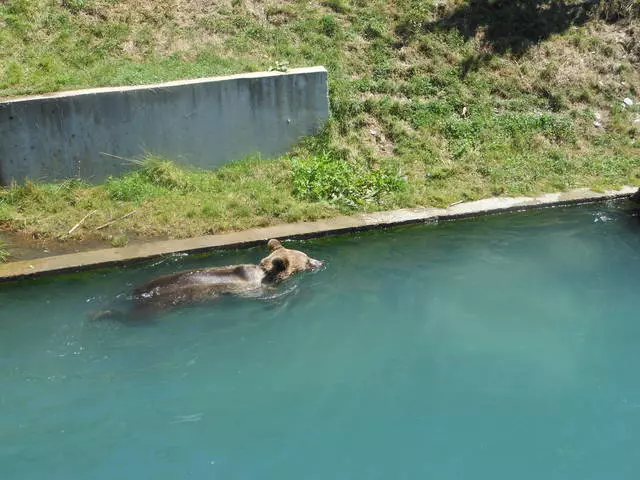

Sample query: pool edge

[1,186,637,282]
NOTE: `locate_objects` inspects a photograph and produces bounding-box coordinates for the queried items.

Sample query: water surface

[1,203,639,479]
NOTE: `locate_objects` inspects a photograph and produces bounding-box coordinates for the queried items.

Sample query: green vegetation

[291,151,405,208]
[110,234,129,248]
[1,0,639,244]
[0,155,341,239]
[0,241,8,263]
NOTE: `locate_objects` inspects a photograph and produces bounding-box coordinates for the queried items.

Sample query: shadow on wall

[419,0,609,73]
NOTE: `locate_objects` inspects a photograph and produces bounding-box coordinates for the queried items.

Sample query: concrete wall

[0,67,329,185]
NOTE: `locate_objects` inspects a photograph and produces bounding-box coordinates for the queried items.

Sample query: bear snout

[308,258,324,270]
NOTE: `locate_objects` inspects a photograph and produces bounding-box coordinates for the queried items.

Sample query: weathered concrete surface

[0,186,635,282]
[0,67,329,184]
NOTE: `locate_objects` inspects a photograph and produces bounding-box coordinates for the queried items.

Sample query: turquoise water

[1,203,640,479]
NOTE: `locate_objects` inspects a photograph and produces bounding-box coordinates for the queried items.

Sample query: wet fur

[90,239,322,321]
[130,264,270,316]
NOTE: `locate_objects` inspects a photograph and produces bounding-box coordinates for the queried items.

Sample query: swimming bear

[91,239,323,320]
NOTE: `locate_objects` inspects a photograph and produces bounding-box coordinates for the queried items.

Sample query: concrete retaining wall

[0,67,329,185]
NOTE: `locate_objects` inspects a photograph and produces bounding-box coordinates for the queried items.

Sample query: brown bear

[91,239,323,320]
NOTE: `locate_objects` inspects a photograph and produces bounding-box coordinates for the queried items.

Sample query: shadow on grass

[420,0,606,75]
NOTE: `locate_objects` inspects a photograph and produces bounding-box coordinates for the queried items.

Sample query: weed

[105,155,193,202]
[111,234,129,248]
[290,152,405,209]
[394,0,435,42]
[363,20,387,40]
[269,60,290,72]
[139,156,193,191]
[321,0,349,14]
[319,15,340,38]
[0,241,8,263]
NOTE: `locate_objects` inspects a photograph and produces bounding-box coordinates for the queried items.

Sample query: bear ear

[271,256,288,273]
[267,239,283,251]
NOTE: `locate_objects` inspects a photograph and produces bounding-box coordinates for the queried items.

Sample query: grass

[0,155,342,240]
[0,0,639,245]
[0,241,8,263]
[291,151,405,208]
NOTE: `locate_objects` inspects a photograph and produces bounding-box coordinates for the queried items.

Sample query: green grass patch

[105,157,194,202]
[1,147,637,242]
[291,152,405,209]
[0,155,342,239]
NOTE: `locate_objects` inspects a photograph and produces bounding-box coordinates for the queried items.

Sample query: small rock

[593,121,602,128]
[623,97,634,106]
[369,129,377,136]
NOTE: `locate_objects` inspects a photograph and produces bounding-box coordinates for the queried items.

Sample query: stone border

[0,186,637,282]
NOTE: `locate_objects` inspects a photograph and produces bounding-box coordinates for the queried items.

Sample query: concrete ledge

[0,67,329,184]
[1,186,636,282]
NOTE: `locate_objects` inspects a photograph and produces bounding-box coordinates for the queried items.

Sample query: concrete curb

[0,186,637,282]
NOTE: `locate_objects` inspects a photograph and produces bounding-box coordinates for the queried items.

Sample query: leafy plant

[319,15,340,38]
[291,152,404,208]
[268,60,290,72]
[111,234,129,247]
